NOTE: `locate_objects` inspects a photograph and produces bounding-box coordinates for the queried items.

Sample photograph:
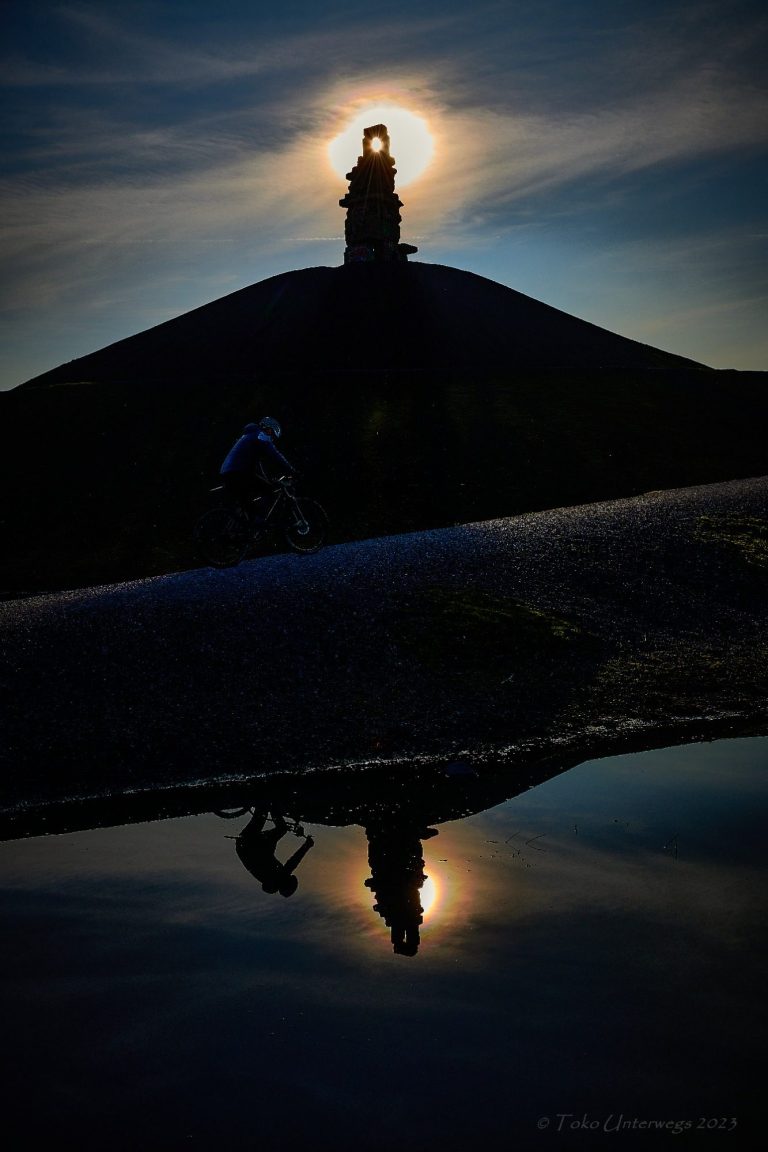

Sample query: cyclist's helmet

[258,416,282,439]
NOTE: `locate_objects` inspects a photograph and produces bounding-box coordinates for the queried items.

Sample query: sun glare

[420,872,439,919]
[371,136,383,152]
[329,104,434,187]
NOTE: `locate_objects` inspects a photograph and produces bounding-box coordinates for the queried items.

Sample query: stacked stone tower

[339,124,418,263]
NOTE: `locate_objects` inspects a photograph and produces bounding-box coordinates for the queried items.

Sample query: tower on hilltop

[339,124,418,264]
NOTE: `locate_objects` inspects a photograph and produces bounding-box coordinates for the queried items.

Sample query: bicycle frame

[253,479,308,534]
[210,477,302,534]
[198,476,326,564]
[254,487,283,525]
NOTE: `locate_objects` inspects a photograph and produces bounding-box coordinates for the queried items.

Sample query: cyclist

[235,811,315,898]
[219,416,295,521]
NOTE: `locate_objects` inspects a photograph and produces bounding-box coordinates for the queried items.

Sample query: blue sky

[1,0,766,388]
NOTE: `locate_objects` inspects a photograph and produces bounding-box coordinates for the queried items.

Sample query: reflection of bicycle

[213,807,307,838]
[194,476,329,567]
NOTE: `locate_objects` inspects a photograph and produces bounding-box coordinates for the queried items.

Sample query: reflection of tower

[339,123,418,264]
[364,821,437,955]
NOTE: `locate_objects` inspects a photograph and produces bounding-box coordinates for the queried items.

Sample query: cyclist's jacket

[220,423,293,479]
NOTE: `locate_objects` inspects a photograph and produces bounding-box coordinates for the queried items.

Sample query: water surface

[1,738,764,1150]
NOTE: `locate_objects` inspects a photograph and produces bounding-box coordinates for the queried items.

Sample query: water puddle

[1,737,764,1149]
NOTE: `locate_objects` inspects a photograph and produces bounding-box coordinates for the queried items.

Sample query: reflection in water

[0,752,583,958]
[364,820,438,955]
[7,738,765,963]
[0,738,765,1150]
[419,872,438,919]
[234,812,314,898]
[223,804,441,952]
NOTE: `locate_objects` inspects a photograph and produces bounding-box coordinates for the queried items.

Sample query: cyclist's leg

[221,470,251,520]
[237,811,269,841]
[250,473,273,525]
[271,813,289,837]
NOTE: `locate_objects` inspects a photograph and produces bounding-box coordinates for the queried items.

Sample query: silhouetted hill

[21,263,702,387]
[1,262,765,593]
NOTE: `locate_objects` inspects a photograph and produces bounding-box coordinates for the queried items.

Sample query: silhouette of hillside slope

[21,263,703,387]
[2,263,765,594]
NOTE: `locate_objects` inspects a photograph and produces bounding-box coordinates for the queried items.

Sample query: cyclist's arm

[282,837,314,874]
[263,440,294,474]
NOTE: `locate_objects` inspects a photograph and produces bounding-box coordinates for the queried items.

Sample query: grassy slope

[0,365,766,593]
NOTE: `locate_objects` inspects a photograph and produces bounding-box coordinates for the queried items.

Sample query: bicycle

[214,809,314,846]
[213,808,308,836]
[193,475,329,567]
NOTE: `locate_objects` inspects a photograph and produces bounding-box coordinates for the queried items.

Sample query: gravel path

[2,476,766,814]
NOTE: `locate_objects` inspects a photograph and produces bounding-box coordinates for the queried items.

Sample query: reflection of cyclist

[219,417,294,520]
[235,812,314,898]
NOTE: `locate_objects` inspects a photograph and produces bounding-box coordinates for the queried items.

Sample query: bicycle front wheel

[194,508,250,567]
[283,497,328,554]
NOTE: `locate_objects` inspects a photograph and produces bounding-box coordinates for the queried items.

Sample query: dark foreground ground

[2,364,767,595]
[1,476,766,819]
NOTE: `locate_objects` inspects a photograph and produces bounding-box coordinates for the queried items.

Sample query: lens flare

[329,103,434,187]
[371,136,383,152]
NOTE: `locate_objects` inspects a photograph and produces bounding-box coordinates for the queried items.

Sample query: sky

[1,0,767,389]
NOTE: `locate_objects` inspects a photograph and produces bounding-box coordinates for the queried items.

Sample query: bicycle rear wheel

[194,507,250,567]
[283,497,328,554]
